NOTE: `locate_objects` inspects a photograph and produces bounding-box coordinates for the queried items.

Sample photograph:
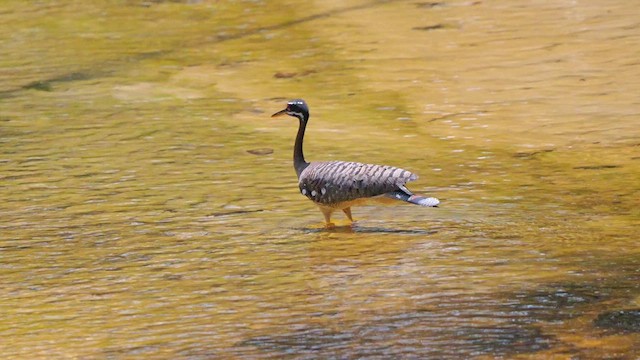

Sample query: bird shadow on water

[298,224,438,235]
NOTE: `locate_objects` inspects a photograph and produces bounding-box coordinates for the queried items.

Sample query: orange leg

[319,206,335,228]
[342,207,354,222]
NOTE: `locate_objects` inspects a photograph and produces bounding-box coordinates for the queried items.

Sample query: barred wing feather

[298,161,417,205]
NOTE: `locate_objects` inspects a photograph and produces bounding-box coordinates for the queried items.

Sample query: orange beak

[271,108,288,117]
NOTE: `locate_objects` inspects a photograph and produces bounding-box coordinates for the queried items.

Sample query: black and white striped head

[271,99,309,122]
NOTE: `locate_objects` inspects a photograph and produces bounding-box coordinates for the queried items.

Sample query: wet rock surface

[594,309,640,333]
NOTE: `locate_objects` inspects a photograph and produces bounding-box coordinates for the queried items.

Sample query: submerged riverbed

[1,0,639,358]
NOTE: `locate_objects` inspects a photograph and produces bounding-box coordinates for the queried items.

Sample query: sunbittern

[272,99,439,227]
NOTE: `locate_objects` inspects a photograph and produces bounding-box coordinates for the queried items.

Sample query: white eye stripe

[287,111,305,120]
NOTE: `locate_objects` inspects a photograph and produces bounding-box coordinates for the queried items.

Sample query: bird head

[271,99,309,121]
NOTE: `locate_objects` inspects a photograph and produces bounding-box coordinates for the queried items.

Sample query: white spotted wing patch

[298,160,418,205]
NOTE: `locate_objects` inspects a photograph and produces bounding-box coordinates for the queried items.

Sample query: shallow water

[1,0,639,358]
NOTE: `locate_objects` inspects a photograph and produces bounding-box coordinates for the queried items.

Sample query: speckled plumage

[299,161,416,205]
[272,99,439,227]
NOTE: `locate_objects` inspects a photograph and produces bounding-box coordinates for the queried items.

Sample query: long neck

[293,116,310,178]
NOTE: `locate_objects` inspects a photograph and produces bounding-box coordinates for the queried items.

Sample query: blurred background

[1,0,639,358]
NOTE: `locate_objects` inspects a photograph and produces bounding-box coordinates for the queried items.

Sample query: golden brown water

[1,0,639,358]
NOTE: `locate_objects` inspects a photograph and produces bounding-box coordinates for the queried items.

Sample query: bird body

[299,160,416,205]
[272,99,439,227]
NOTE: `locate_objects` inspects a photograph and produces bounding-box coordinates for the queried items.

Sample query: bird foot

[324,222,336,229]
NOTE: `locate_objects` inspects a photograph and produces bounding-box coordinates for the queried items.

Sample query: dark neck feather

[294,116,310,178]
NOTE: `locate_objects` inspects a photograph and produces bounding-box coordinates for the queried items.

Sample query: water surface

[1,0,639,358]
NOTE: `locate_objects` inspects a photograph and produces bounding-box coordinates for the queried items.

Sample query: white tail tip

[418,197,440,207]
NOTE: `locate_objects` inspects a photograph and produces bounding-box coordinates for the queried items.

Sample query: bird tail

[386,190,440,207]
[408,194,440,207]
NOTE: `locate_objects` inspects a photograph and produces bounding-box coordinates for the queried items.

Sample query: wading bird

[272,99,439,227]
